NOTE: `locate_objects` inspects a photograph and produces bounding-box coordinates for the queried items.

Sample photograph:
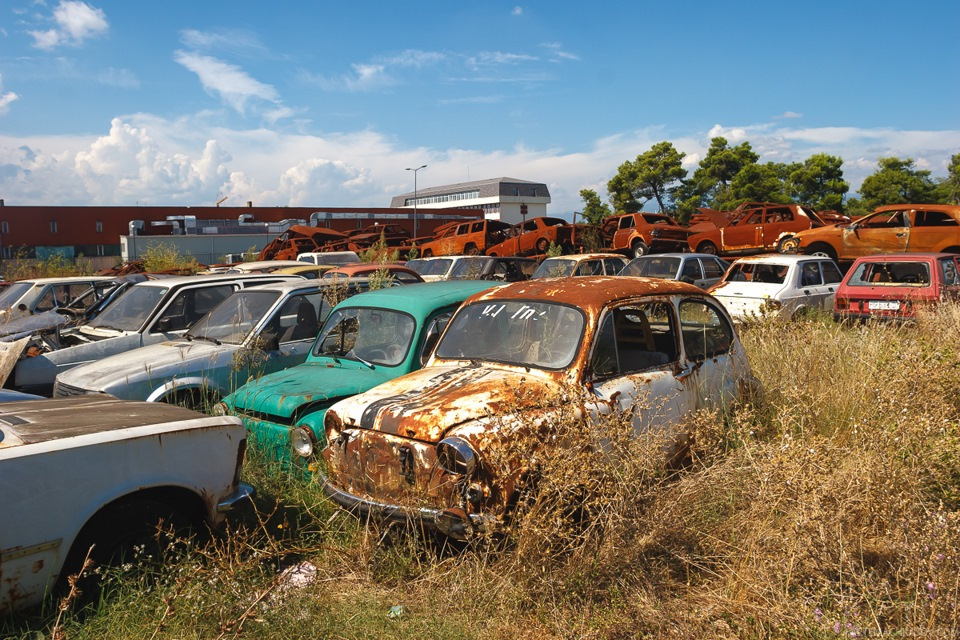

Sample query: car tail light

[835,297,848,311]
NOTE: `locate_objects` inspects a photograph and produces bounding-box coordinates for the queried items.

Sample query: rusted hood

[332,364,558,444]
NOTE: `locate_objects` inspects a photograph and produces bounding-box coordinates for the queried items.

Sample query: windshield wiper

[90,324,123,332]
[187,334,221,346]
[352,353,375,370]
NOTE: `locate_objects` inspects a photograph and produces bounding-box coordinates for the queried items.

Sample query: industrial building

[390,177,551,225]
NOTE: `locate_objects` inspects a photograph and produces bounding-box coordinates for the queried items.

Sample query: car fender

[146,376,220,403]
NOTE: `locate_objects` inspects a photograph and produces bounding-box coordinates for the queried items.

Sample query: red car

[834,253,960,321]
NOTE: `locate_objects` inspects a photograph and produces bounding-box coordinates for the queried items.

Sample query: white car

[296,251,361,266]
[707,254,843,320]
[404,256,470,282]
[0,396,252,613]
[0,276,115,318]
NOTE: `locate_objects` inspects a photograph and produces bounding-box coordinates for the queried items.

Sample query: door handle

[828,287,834,292]
[803,289,811,295]
[896,233,906,238]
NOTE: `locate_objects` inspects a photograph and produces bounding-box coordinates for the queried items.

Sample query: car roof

[874,204,960,213]
[13,276,115,285]
[132,273,300,287]
[730,254,828,264]
[543,253,626,261]
[849,253,956,262]
[631,253,720,260]
[336,280,495,313]
[465,276,703,314]
[244,279,357,294]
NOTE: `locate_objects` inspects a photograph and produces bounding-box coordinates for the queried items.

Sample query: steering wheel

[901,274,920,283]
[365,348,389,361]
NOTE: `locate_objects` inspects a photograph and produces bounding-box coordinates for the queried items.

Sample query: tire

[807,243,838,262]
[631,240,649,259]
[464,244,480,256]
[423,249,433,258]
[696,241,718,256]
[536,238,550,254]
[776,236,794,253]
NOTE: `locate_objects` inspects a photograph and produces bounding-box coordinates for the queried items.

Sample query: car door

[589,301,697,448]
[938,256,960,302]
[818,260,843,307]
[762,206,798,249]
[841,210,909,257]
[795,260,834,312]
[699,257,727,288]
[907,208,960,252]
[246,291,331,387]
[720,210,764,252]
[676,298,740,409]
[612,216,636,250]
[679,257,704,287]
[149,284,236,344]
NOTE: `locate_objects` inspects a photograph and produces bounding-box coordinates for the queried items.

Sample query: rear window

[724,262,789,285]
[848,262,931,287]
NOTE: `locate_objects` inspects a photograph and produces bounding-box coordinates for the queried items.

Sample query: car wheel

[423,249,433,257]
[632,240,649,258]
[536,238,550,253]
[464,244,480,256]
[776,236,795,253]
[807,243,838,262]
[696,241,718,255]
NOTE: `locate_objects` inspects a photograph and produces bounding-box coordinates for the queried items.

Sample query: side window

[914,210,959,227]
[679,300,733,361]
[821,261,843,284]
[681,259,703,281]
[940,258,960,285]
[155,285,234,332]
[702,258,725,279]
[618,217,634,230]
[34,287,58,312]
[800,262,823,287]
[744,211,763,224]
[592,303,678,377]
[519,260,538,278]
[268,292,328,344]
[769,208,793,223]
[419,311,454,365]
[603,258,625,275]
[471,222,484,233]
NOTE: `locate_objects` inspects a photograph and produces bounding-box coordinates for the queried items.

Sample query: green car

[218,281,494,467]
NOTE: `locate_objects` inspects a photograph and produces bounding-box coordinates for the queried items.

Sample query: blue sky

[1,1,958,213]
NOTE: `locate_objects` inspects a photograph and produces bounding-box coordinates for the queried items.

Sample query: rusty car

[620,253,729,289]
[777,204,960,263]
[319,277,755,539]
[0,395,252,613]
[485,217,577,257]
[834,253,960,321]
[686,203,835,257]
[447,256,538,282]
[322,264,424,284]
[600,213,691,258]
[419,219,513,257]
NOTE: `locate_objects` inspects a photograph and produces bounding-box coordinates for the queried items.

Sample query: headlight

[290,427,315,458]
[212,401,229,416]
[436,436,479,477]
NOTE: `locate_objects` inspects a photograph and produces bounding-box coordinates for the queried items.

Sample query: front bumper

[318,472,497,540]
[216,482,256,513]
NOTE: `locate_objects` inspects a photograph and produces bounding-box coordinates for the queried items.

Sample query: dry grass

[4,308,960,639]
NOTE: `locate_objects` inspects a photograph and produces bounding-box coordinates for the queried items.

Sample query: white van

[296,251,360,266]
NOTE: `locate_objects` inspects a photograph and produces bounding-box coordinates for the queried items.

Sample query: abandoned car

[532,253,627,279]
[834,253,960,321]
[601,212,691,257]
[219,281,493,466]
[11,274,299,395]
[319,277,755,539]
[620,253,729,289]
[708,255,842,320]
[0,276,115,319]
[0,395,252,614]
[778,204,960,263]
[687,203,833,256]
[447,256,538,282]
[53,280,360,407]
[484,216,579,257]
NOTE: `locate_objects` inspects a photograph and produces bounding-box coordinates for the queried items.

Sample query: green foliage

[359,231,399,264]
[935,152,960,205]
[607,141,687,213]
[405,243,420,260]
[786,153,850,212]
[2,247,93,280]
[677,136,761,214]
[243,245,259,262]
[857,156,939,211]
[578,189,611,225]
[140,243,200,273]
[722,162,792,208]
[545,241,563,258]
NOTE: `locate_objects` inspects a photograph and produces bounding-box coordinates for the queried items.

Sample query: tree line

[579,137,960,224]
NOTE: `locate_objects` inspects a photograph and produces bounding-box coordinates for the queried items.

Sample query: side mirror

[680,276,695,284]
[259,334,280,352]
[17,303,28,313]
[157,317,173,332]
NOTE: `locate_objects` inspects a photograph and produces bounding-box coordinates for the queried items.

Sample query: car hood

[0,310,69,340]
[228,360,397,419]
[331,364,559,444]
[57,339,227,390]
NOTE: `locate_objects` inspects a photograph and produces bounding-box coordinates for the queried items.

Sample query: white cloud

[439,95,504,105]
[466,51,538,69]
[302,49,445,92]
[1,115,957,211]
[540,42,580,62]
[97,67,139,88]
[179,28,269,58]
[174,50,288,118]
[0,74,20,115]
[777,111,803,119]
[29,0,108,49]
[512,6,523,15]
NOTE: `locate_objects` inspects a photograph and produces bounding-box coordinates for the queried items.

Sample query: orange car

[420,219,512,257]
[779,204,960,263]
[322,264,424,284]
[686,203,831,257]
[486,217,576,256]
[601,213,690,258]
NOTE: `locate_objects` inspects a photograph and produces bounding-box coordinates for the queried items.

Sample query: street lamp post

[405,164,427,237]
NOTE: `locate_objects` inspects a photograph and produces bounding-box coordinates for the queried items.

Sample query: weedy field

[3,310,959,639]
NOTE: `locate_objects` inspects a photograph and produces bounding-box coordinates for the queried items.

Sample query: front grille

[53,382,92,398]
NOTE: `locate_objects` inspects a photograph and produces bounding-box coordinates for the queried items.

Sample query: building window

[51,221,58,233]
[97,245,105,256]
[96,220,103,233]
[1,222,7,234]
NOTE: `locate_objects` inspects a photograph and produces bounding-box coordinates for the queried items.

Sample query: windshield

[416,259,454,276]
[0,282,36,309]
[450,258,489,279]
[848,261,930,287]
[621,257,681,278]
[186,290,281,344]
[723,262,789,285]
[87,285,168,332]
[533,259,577,279]
[322,253,359,265]
[435,300,585,370]
[314,307,415,367]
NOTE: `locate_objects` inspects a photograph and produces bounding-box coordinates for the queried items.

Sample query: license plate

[868,300,900,311]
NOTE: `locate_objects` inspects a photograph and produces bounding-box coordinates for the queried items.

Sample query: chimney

[246,201,253,207]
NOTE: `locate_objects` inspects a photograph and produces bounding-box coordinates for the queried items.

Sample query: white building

[391,177,551,225]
